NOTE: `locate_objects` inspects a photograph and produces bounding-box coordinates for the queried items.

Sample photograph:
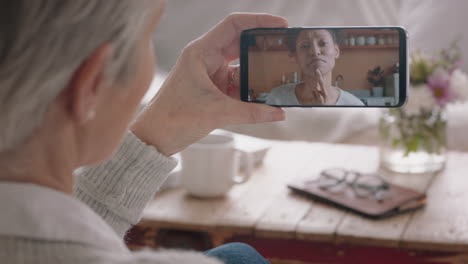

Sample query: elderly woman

[266,29,364,106]
[0,1,287,264]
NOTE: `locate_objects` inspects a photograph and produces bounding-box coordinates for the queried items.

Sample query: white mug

[180,132,253,198]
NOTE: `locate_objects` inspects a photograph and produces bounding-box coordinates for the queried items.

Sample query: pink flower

[427,71,456,107]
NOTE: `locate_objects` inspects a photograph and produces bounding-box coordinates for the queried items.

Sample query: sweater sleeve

[73,131,177,238]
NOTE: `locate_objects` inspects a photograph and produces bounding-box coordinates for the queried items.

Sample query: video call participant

[266,29,365,106]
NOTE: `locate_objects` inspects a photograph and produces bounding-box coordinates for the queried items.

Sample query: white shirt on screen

[265,83,365,106]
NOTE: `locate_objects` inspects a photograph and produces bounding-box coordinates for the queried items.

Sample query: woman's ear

[335,45,340,59]
[65,44,114,125]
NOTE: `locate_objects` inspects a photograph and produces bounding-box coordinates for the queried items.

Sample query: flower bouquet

[380,41,468,173]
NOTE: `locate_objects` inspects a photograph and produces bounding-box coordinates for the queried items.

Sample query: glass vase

[379,108,447,174]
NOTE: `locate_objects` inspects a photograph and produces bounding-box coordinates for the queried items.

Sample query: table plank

[140,140,468,254]
[256,144,358,240]
[253,191,312,239]
[294,145,386,243]
[143,141,328,234]
[142,142,288,231]
[335,146,436,248]
[214,142,331,234]
[143,155,275,231]
[402,152,468,252]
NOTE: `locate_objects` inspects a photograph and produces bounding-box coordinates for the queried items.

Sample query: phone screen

[240,27,408,107]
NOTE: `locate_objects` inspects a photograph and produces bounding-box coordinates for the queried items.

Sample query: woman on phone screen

[266,29,364,106]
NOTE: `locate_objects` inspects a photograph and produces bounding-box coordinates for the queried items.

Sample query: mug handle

[233,150,254,184]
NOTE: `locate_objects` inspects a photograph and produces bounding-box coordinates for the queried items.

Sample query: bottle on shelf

[349,35,356,46]
[378,35,386,45]
[357,35,366,46]
[281,74,286,85]
[386,35,393,45]
[293,72,299,83]
[367,35,376,45]
[343,38,349,46]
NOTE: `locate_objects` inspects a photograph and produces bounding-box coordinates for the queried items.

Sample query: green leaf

[404,136,421,156]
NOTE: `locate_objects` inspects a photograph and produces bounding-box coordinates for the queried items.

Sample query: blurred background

[145,0,468,151]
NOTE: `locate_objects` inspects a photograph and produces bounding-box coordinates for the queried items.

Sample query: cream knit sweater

[0,132,222,264]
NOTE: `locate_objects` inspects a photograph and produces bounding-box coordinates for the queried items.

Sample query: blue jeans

[205,243,270,264]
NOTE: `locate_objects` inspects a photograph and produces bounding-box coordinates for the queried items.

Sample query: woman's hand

[314,69,328,104]
[131,13,288,156]
[303,69,327,104]
[303,69,339,105]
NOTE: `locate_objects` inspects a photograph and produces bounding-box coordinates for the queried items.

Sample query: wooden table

[127,140,468,264]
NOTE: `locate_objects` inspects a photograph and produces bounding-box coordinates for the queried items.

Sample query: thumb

[222,98,286,126]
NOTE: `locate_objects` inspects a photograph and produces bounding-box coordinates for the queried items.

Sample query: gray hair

[0,0,155,152]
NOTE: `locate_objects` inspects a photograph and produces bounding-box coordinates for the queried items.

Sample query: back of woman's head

[0,0,155,153]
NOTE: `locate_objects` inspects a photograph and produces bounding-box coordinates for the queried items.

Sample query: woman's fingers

[229,65,241,87]
[317,90,326,104]
[196,13,288,77]
[316,69,327,103]
[226,65,241,99]
[201,13,288,60]
[211,64,240,99]
[310,90,322,103]
[209,63,240,97]
[221,97,285,126]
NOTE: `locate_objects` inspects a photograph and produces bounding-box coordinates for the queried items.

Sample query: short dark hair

[284,29,341,54]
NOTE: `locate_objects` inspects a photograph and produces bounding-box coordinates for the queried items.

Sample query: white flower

[450,69,468,102]
[404,85,437,115]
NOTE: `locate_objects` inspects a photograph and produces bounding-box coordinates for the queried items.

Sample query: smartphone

[240,27,408,107]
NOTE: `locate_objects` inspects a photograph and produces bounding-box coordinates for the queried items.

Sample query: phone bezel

[240,26,409,108]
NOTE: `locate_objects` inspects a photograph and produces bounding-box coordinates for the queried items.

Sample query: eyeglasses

[308,168,390,202]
